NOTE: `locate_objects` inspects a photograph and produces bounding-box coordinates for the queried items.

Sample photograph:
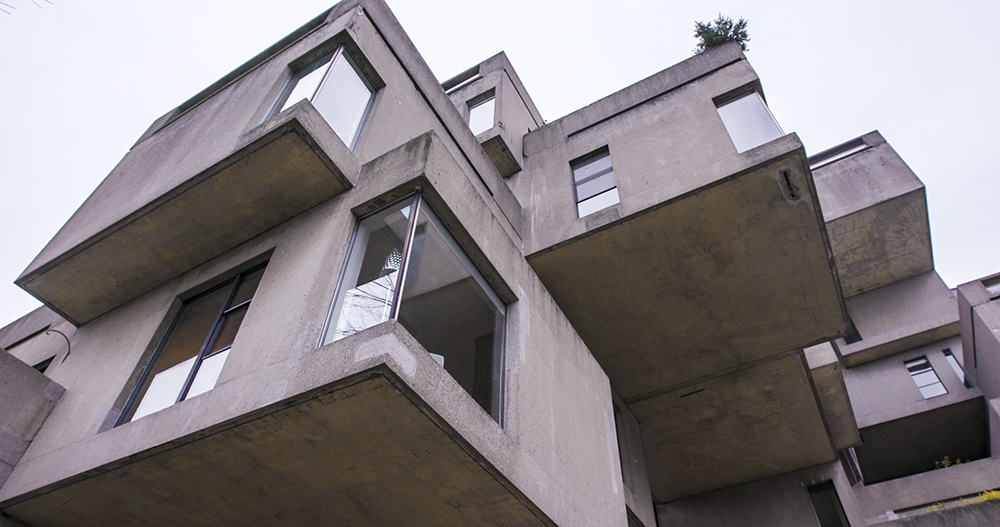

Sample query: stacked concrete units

[0,1,997,526]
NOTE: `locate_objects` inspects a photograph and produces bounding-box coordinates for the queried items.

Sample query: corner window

[468,93,495,135]
[270,46,374,150]
[573,148,619,217]
[716,91,783,153]
[324,193,506,422]
[120,264,267,423]
[905,356,947,399]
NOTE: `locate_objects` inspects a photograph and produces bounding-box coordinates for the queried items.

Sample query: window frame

[571,147,620,218]
[321,191,508,424]
[266,44,378,151]
[715,87,784,154]
[904,356,947,399]
[116,262,267,425]
[466,90,496,136]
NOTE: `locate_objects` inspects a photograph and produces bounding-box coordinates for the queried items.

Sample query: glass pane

[717,92,784,153]
[986,281,1000,296]
[186,349,230,400]
[944,350,973,388]
[911,371,940,388]
[280,57,332,113]
[576,171,617,202]
[129,285,231,421]
[578,187,620,217]
[312,50,373,148]
[572,153,613,183]
[468,96,495,135]
[229,265,266,308]
[397,202,505,421]
[919,383,947,398]
[327,200,413,343]
[209,304,249,354]
[132,357,196,421]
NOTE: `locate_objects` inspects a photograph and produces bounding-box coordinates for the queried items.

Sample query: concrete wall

[513,41,764,256]
[836,271,959,367]
[843,337,977,428]
[0,350,63,489]
[880,499,1000,527]
[655,462,867,527]
[21,0,522,320]
[0,132,628,527]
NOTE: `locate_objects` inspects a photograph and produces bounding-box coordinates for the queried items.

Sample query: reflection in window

[905,356,947,399]
[121,264,267,423]
[325,194,506,422]
[573,149,619,217]
[468,95,495,135]
[716,91,784,153]
[270,46,374,150]
[943,349,974,388]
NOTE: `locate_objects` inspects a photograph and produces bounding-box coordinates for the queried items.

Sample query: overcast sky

[1,0,997,327]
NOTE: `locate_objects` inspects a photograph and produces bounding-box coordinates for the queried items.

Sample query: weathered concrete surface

[656,462,867,527]
[0,351,63,490]
[853,397,987,484]
[17,102,359,326]
[805,342,861,449]
[812,131,932,298]
[2,364,551,526]
[837,271,959,367]
[957,275,1000,399]
[528,145,844,400]
[843,337,978,429]
[611,391,655,527]
[445,52,543,177]
[1,132,628,527]
[855,456,1000,522]
[18,0,525,326]
[632,353,836,502]
[878,499,1000,527]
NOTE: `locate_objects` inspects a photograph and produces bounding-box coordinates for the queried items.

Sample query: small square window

[324,194,506,423]
[119,263,267,423]
[468,94,495,135]
[716,91,784,153]
[269,46,375,150]
[572,149,619,217]
[905,357,947,399]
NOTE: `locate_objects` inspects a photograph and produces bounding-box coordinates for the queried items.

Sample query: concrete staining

[2,1,999,526]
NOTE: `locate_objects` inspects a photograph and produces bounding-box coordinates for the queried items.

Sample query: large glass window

[716,91,784,153]
[270,46,375,150]
[324,194,506,422]
[120,264,266,423]
[573,149,619,217]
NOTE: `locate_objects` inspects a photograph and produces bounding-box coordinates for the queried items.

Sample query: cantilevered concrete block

[811,131,933,298]
[16,102,359,326]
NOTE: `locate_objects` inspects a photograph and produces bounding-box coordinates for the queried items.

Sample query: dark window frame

[116,262,267,425]
[571,147,619,217]
[322,191,508,424]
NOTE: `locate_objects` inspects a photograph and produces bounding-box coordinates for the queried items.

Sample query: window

[808,482,850,527]
[324,193,506,422]
[468,93,495,135]
[716,91,784,153]
[270,46,375,150]
[905,356,947,399]
[984,278,1000,299]
[943,349,974,388]
[573,149,619,217]
[120,264,267,423]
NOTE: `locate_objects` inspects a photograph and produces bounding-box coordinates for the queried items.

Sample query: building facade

[1,2,998,525]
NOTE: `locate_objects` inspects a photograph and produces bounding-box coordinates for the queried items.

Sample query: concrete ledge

[16,102,359,326]
[0,351,64,490]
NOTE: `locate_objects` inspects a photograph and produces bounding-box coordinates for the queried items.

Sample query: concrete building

[0,1,997,525]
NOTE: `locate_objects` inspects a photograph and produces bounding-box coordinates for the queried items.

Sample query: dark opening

[808,482,850,527]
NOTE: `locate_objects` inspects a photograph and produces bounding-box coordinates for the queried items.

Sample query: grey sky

[1,0,997,327]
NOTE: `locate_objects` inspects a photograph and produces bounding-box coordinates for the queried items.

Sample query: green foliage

[693,14,750,54]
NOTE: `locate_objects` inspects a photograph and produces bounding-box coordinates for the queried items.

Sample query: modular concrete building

[1,1,998,525]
